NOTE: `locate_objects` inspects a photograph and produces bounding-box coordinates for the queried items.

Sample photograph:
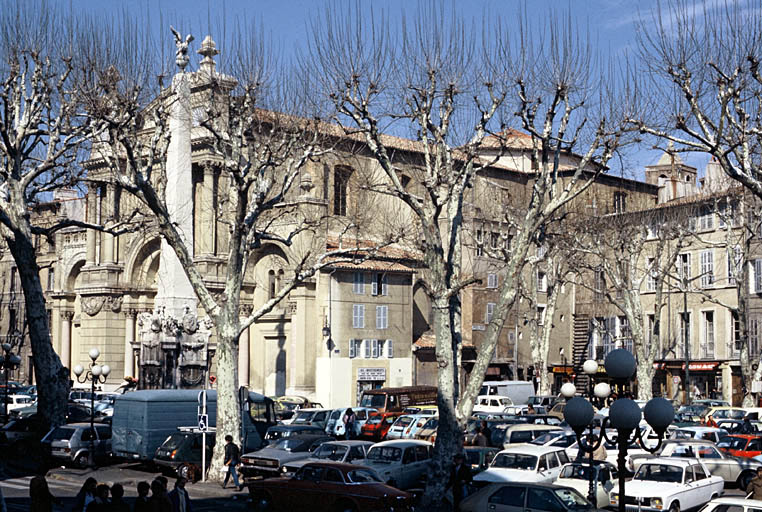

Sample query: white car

[699,497,762,512]
[363,439,432,490]
[670,427,729,444]
[555,461,617,507]
[324,407,376,437]
[386,414,430,440]
[474,445,570,484]
[4,394,34,412]
[610,458,724,512]
[473,395,514,414]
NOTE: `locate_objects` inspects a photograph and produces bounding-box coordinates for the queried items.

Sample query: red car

[248,461,413,511]
[359,412,402,442]
[721,434,762,458]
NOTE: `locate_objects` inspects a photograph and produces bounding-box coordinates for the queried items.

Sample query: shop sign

[655,362,719,371]
[551,366,574,374]
[358,367,386,381]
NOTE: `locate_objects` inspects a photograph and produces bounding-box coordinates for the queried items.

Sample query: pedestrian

[29,475,59,512]
[748,467,762,499]
[591,434,607,462]
[473,427,488,447]
[343,408,357,440]
[73,477,98,512]
[742,414,755,434]
[168,477,193,512]
[133,481,151,512]
[527,404,536,415]
[149,479,172,512]
[110,483,130,512]
[85,484,110,512]
[479,421,491,443]
[448,453,472,511]
[156,476,169,491]
[222,434,243,491]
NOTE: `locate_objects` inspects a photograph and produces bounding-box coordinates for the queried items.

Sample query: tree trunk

[207,308,241,482]
[7,232,68,429]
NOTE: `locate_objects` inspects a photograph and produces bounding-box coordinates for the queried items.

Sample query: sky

[61,0,713,181]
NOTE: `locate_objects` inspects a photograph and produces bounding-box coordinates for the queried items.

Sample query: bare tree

[306,5,635,508]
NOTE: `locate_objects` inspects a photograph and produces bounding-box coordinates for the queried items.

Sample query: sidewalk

[45,463,248,499]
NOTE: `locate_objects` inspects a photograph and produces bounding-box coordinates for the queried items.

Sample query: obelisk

[154,29,197,316]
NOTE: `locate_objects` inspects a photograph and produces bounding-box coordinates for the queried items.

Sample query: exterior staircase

[573,315,591,394]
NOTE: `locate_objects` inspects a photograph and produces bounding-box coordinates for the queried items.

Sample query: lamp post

[0,343,21,422]
[563,349,674,512]
[73,348,111,468]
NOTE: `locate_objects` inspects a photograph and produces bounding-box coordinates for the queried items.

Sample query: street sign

[198,414,208,432]
[673,376,680,385]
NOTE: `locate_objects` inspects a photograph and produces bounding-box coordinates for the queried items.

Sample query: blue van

[112,388,275,462]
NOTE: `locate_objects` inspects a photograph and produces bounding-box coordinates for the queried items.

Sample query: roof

[662,439,716,446]
[116,389,268,403]
[318,440,374,447]
[638,457,696,468]
[362,385,436,394]
[709,498,762,506]
[481,129,534,150]
[324,259,416,273]
[370,439,432,448]
[413,332,474,349]
[496,424,561,432]
[675,426,725,433]
[497,444,567,455]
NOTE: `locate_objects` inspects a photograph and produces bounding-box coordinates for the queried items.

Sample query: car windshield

[422,418,438,430]
[531,432,562,445]
[360,394,386,409]
[313,444,348,461]
[395,416,414,427]
[366,415,382,425]
[728,437,750,450]
[635,464,683,483]
[367,446,401,462]
[492,453,537,470]
[49,426,76,441]
[329,410,342,420]
[346,469,383,483]
[161,434,187,450]
[270,438,311,452]
[554,488,592,509]
[293,411,315,423]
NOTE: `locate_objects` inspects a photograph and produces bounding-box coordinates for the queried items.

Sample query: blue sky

[63,0,709,180]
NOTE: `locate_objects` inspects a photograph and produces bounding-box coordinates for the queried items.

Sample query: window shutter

[756,260,762,293]
[387,339,394,358]
[371,339,379,358]
[349,339,356,358]
[382,274,388,296]
[364,339,371,358]
[371,276,378,296]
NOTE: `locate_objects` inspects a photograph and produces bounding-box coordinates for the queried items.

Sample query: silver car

[44,423,112,468]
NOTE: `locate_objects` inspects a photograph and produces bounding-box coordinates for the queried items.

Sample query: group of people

[28,474,193,512]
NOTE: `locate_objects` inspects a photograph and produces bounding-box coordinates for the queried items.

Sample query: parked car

[473,395,514,414]
[473,445,570,484]
[705,407,746,421]
[0,414,47,453]
[8,400,37,420]
[240,434,334,480]
[530,430,578,449]
[290,408,333,430]
[670,427,729,444]
[3,394,33,413]
[154,428,215,477]
[461,481,597,512]
[386,414,430,440]
[529,395,559,409]
[281,440,373,474]
[631,439,762,488]
[464,446,499,474]
[479,381,535,406]
[715,419,762,434]
[555,461,617,507]
[568,437,649,472]
[264,424,325,443]
[523,414,564,426]
[721,434,762,458]
[548,401,566,420]
[247,461,414,512]
[324,407,376,438]
[364,439,433,490]
[610,458,723,512]
[44,422,112,468]
[415,417,438,443]
[699,497,762,512]
[491,424,562,448]
[401,405,437,416]
[359,411,402,442]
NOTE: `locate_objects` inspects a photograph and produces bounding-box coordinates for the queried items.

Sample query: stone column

[124,309,136,378]
[200,163,216,255]
[61,311,73,371]
[239,307,251,387]
[86,191,97,264]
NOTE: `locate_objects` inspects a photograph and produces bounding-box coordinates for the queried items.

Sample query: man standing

[222,434,244,491]
[448,453,472,511]
[748,467,762,499]
[168,477,193,512]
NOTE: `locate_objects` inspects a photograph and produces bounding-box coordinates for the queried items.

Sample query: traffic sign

[198,414,208,432]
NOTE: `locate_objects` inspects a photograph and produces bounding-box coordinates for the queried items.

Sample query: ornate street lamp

[0,342,21,421]
[73,347,111,468]
[563,349,674,512]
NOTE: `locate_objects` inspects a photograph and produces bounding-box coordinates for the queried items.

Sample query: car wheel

[669,502,680,512]
[74,454,89,469]
[177,463,191,480]
[252,492,272,512]
[740,471,755,490]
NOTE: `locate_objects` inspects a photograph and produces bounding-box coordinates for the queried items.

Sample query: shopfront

[656,361,723,403]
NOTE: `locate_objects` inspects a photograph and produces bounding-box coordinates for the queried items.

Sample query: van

[479,381,534,405]
[359,386,437,413]
[111,388,275,462]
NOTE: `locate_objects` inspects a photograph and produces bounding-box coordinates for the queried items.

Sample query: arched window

[333,166,352,216]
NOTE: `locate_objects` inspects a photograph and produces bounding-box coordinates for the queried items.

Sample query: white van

[479,381,534,405]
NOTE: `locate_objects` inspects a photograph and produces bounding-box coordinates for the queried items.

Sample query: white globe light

[73,364,84,377]
[91,364,102,377]
[560,382,577,398]
[101,364,111,377]
[594,382,611,399]
[582,359,599,375]
[89,348,100,361]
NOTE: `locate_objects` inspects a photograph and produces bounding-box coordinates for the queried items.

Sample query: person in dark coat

[73,477,97,512]
[448,453,473,511]
[148,479,172,512]
[742,414,755,434]
[222,434,243,491]
[29,476,59,512]
[133,481,151,512]
[110,483,130,512]
[168,477,193,512]
[85,484,110,512]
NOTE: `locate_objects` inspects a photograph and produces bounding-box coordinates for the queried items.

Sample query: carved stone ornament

[108,295,123,313]
[81,296,107,316]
